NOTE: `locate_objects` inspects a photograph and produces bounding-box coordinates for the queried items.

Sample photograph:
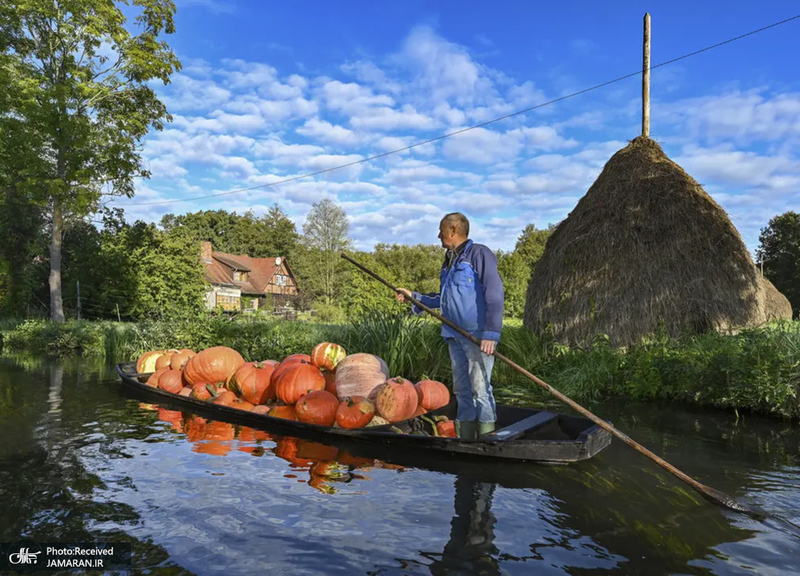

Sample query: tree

[756,211,800,317]
[514,223,556,266]
[301,199,352,304]
[1,0,181,321]
[496,250,530,319]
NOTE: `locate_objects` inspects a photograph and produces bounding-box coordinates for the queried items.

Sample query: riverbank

[1,315,798,419]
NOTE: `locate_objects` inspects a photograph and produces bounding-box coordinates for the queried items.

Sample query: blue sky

[113,1,800,255]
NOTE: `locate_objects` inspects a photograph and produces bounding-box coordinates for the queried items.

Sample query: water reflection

[429,477,499,576]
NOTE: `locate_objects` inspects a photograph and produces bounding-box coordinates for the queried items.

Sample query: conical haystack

[761,277,793,321]
[523,136,766,347]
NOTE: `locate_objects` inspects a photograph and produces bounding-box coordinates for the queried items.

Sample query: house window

[275,274,287,286]
[234,271,247,282]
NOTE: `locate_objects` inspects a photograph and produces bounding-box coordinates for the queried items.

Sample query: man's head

[438,212,470,250]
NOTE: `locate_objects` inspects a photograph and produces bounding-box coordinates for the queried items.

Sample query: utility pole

[642,12,651,137]
[76,281,81,320]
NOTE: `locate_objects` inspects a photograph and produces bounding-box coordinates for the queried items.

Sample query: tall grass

[1,315,799,418]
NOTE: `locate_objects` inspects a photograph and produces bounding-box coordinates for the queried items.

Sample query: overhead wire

[112,14,800,208]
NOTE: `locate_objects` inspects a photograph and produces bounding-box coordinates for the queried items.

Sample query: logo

[4,540,43,574]
[9,547,39,565]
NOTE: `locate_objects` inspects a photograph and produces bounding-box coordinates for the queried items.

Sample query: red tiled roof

[203,250,289,295]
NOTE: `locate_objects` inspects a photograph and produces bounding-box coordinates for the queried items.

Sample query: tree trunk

[49,197,65,322]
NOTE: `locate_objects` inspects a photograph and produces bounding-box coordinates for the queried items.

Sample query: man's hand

[395,288,412,303]
[480,339,496,355]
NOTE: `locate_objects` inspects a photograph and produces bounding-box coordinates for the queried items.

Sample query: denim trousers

[447,337,497,423]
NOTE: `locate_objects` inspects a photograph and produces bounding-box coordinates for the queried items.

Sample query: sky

[110,1,800,256]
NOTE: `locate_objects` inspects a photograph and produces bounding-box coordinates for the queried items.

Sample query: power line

[114,14,800,208]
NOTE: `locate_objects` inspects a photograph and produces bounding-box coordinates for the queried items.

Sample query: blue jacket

[412,240,505,341]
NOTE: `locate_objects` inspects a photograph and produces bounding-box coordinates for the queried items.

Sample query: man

[396,212,505,440]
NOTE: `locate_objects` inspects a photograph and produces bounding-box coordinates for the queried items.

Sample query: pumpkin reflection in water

[149,403,405,494]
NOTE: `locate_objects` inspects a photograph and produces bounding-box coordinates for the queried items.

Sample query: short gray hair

[441,212,470,236]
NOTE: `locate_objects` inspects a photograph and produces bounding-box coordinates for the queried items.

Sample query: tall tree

[756,211,800,316]
[1,0,181,321]
[301,199,352,304]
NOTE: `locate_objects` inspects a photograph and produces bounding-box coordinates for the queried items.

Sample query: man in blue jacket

[397,212,505,440]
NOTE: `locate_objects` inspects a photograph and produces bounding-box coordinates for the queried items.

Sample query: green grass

[1,314,799,419]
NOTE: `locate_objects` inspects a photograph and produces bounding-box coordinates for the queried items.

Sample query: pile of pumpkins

[136,342,457,437]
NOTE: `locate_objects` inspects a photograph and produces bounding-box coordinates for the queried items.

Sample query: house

[200,241,298,311]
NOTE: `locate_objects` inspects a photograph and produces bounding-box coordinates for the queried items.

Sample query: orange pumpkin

[411,405,428,418]
[179,386,193,397]
[231,398,255,411]
[271,355,313,386]
[190,383,215,401]
[212,390,237,406]
[375,377,419,422]
[170,353,191,371]
[334,353,389,401]
[323,370,337,396]
[229,362,276,404]
[310,342,347,372]
[335,396,375,429]
[274,362,326,405]
[414,380,450,410]
[251,405,271,415]
[268,405,298,421]
[183,346,245,386]
[155,353,175,371]
[158,370,184,394]
[136,350,167,374]
[295,390,339,426]
[179,348,196,357]
[146,367,171,388]
[437,420,457,438]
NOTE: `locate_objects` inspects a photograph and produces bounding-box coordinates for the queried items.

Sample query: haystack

[523,136,766,347]
[761,277,793,321]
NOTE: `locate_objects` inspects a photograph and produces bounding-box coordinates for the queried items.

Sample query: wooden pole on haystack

[642,12,651,136]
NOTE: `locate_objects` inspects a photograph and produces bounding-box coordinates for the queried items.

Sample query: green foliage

[497,251,530,319]
[757,211,800,316]
[300,199,352,304]
[160,205,299,259]
[0,0,181,320]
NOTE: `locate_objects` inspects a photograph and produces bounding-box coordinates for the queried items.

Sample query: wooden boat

[116,362,611,464]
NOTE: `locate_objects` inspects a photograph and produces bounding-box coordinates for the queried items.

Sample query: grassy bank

[1,315,798,419]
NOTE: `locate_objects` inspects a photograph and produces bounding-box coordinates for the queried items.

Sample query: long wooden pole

[642,12,651,137]
[341,253,759,516]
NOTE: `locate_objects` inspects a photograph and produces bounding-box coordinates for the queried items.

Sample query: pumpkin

[437,420,457,438]
[158,370,184,394]
[310,342,347,372]
[155,353,175,371]
[274,363,326,405]
[251,405,271,415]
[323,370,337,396]
[295,390,339,426]
[334,353,389,401]
[268,405,298,420]
[170,353,191,371]
[271,355,313,386]
[179,348,196,357]
[212,390,237,406]
[183,346,245,386]
[414,380,450,410]
[146,367,171,388]
[137,350,167,374]
[262,359,280,367]
[375,377,418,422]
[336,396,375,429]
[179,386,193,397]
[411,405,428,418]
[190,383,215,401]
[231,398,255,411]
[229,362,276,404]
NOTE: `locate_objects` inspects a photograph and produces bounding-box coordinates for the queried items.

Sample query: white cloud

[296,118,361,147]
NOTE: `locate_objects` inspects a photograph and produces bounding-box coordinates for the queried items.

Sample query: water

[1,356,799,575]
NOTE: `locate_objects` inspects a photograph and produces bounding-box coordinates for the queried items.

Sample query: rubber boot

[478,421,496,437]
[454,420,477,440]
